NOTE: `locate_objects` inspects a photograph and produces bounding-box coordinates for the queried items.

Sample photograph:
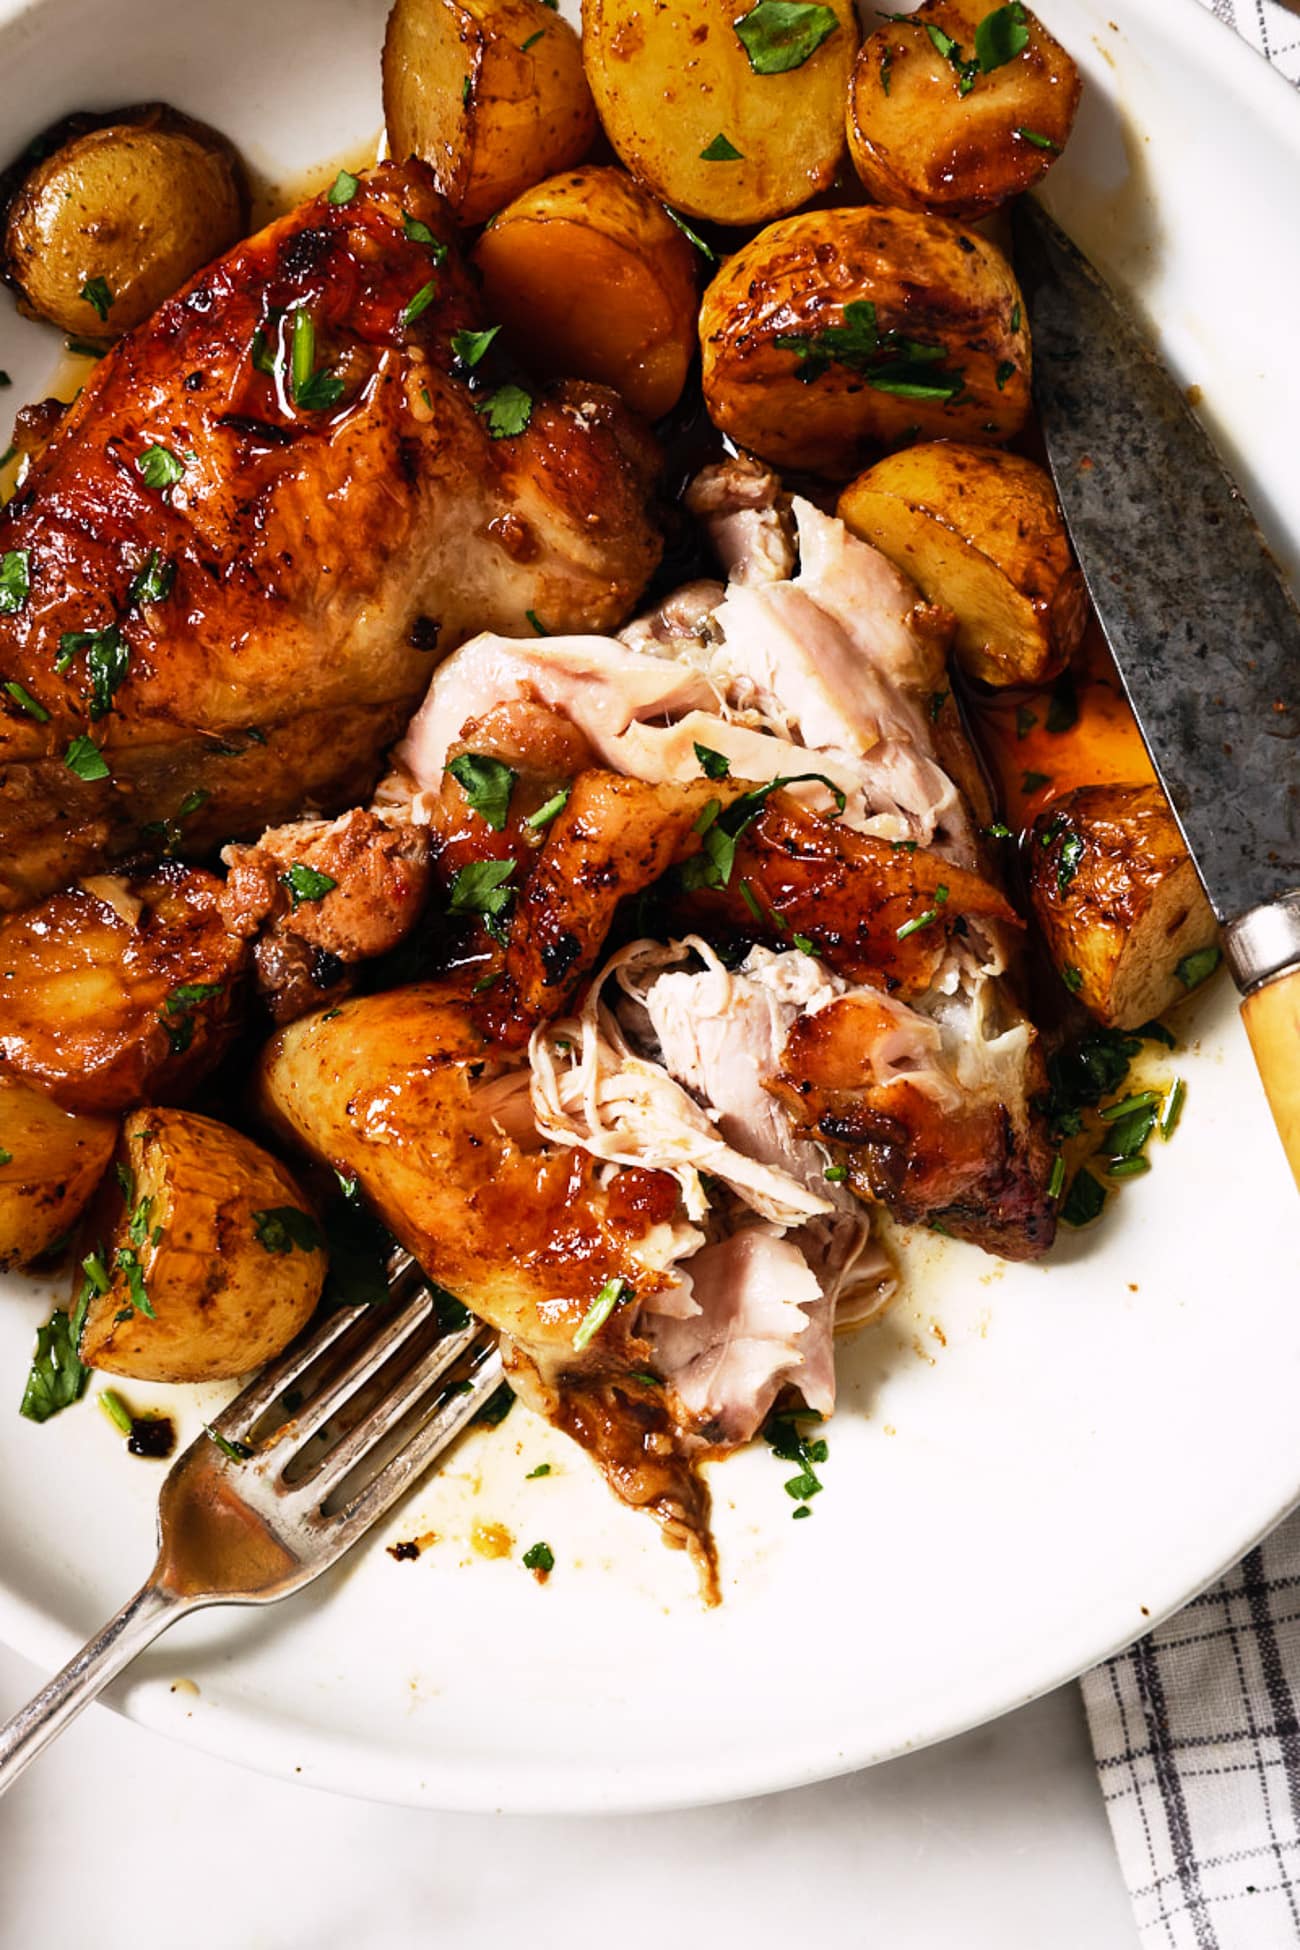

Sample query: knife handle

[1241,970,1300,1193]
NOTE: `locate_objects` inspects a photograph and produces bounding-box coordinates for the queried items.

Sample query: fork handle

[0,1579,191,1795]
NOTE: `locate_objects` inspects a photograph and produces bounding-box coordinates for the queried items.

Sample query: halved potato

[0,1077,116,1269]
[846,0,1082,220]
[838,443,1086,686]
[472,166,699,418]
[3,105,246,340]
[699,205,1028,476]
[582,0,858,226]
[78,1108,326,1383]
[1028,784,1219,1028]
[383,0,596,227]
[0,866,248,1113]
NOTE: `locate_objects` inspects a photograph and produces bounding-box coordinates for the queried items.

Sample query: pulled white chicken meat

[272,457,1054,1596]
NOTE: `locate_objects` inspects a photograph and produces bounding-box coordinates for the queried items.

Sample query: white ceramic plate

[0,0,1296,1815]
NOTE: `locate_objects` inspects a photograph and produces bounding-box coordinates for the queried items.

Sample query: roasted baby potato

[3,105,246,340]
[0,866,248,1114]
[847,0,1082,219]
[78,1108,326,1383]
[838,443,1086,686]
[472,167,699,418]
[0,1077,116,1269]
[582,0,858,227]
[1029,784,1219,1028]
[383,0,596,227]
[699,206,1028,476]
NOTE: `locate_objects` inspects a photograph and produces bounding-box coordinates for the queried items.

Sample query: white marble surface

[0,1643,1138,1948]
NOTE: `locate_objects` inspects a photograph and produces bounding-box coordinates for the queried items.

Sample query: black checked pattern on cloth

[1076,15,1298,1935]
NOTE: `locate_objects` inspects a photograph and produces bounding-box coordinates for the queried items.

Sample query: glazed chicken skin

[0,159,661,909]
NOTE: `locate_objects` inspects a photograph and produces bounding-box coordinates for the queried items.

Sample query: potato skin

[0,1077,116,1269]
[838,442,1085,686]
[699,206,1028,476]
[473,166,699,418]
[0,865,248,1114]
[3,105,246,340]
[582,0,858,225]
[78,1109,325,1383]
[1028,784,1219,1029]
[383,0,596,227]
[847,0,1081,220]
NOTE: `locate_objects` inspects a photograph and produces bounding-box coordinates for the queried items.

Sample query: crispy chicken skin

[0,159,661,909]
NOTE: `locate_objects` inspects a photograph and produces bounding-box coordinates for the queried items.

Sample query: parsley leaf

[3,680,48,722]
[128,549,175,607]
[521,1541,554,1574]
[19,1283,93,1423]
[327,168,360,205]
[0,548,30,615]
[64,734,109,781]
[475,384,533,439]
[1017,126,1060,149]
[114,1247,155,1318]
[281,863,338,907]
[734,1,839,75]
[450,324,501,368]
[448,751,516,830]
[523,788,569,831]
[922,19,980,93]
[1056,829,1084,895]
[401,279,440,328]
[694,742,731,780]
[136,445,185,490]
[520,27,545,49]
[663,205,716,262]
[775,298,964,401]
[974,1,1029,72]
[680,773,846,892]
[1176,945,1221,990]
[80,276,114,322]
[449,857,516,935]
[205,1424,253,1463]
[402,211,446,261]
[699,132,744,161]
[289,308,346,411]
[1060,1168,1106,1227]
[252,1207,324,1254]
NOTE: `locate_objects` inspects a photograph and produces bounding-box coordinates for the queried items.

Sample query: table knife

[1012,201,1300,1192]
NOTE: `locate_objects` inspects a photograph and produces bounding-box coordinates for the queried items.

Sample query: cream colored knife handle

[1241,969,1300,1193]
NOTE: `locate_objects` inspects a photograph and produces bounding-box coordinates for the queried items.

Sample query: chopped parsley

[327,168,360,205]
[99,1388,133,1435]
[252,1207,324,1255]
[1060,1168,1106,1227]
[401,279,440,329]
[474,1385,515,1427]
[1176,945,1220,990]
[448,751,515,830]
[985,820,1013,840]
[680,773,845,893]
[699,132,744,161]
[775,298,964,401]
[764,1406,827,1507]
[0,547,30,615]
[64,734,109,780]
[1061,963,1083,994]
[792,932,815,954]
[114,1247,155,1318]
[694,742,731,780]
[450,324,501,368]
[475,384,533,439]
[1021,769,1051,793]
[521,1540,554,1574]
[523,788,569,830]
[663,205,716,262]
[289,309,345,411]
[1016,704,1038,739]
[204,1424,253,1463]
[128,549,175,607]
[1046,1153,1066,1200]
[3,680,48,722]
[1017,126,1060,149]
[526,1462,552,1478]
[281,863,338,907]
[525,608,549,635]
[995,360,1016,390]
[449,857,516,939]
[734,1,839,74]
[824,1163,848,1183]
[136,444,185,490]
[520,28,545,50]
[1161,1078,1186,1140]
[402,211,447,261]
[57,624,130,720]
[19,1274,95,1423]
[0,1148,10,1166]
[572,1276,632,1352]
[1056,829,1084,895]
[897,885,949,940]
[974,1,1030,70]
[80,276,114,322]
[160,981,223,1055]
[1010,302,1022,333]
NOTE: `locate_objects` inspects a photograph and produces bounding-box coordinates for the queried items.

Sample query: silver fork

[0,1252,501,1793]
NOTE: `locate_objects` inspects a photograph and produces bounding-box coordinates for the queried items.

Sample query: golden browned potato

[78,1108,326,1383]
[0,866,248,1114]
[383,0,596,227]
[3,105,246,341]
[699,205,1028,476]
[838,443,1086,686]
[846,0,1081,220]
[0,1077,116,1269]
[472,166,699,418]
[1028,784,1219,1028]
[582,0,858,226]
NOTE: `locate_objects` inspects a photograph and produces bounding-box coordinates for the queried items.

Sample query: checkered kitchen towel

[1077,7,1300,1945]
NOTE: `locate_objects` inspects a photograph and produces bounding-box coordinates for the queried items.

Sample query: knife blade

[1012,201,1300,1186]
